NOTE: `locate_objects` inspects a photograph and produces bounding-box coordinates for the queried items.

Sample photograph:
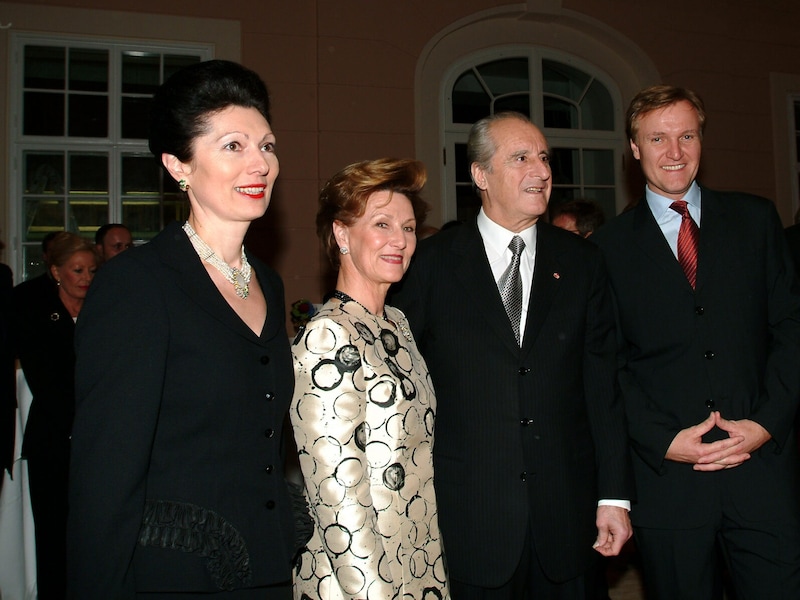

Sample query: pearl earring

[339,247,349,255]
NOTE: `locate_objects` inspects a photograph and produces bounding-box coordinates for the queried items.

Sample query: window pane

[70,154,108,193]
[583,149,615,185]
[68,94,108,137]
[122,154,160,194]
[123,199,165,240]
[477,58,529,96]
[69,48,108,92]
[582,80,614,131]
[452,70,491,124]
[24,197,64,241]
[121,96,152,139]
[25,152,65,194]
[543,97,577,129]
[69,195,109,234]
[24,46,65,89]
[24,91,65,136]
[122,52,161,95]
[551,148,579,185]
[542,59,590,102]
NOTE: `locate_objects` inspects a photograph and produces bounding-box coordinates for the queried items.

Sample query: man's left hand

[593,505,632,557]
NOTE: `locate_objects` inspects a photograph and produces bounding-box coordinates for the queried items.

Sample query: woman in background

[291,158,450,599]
[13,231,97,599]
[67,60,303,599]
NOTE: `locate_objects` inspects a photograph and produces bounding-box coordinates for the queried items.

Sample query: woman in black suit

[13,231,98,599]
[67,60,303,599]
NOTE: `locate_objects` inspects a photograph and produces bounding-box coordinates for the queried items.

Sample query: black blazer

[12,271,74,459]
[593,187,800,529]
[392,219,633,586]
[67,222,298,597]
[786,222,800,276]
[1,263,14,480]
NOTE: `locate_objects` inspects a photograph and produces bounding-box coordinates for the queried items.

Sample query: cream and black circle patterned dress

[290,297,450,600]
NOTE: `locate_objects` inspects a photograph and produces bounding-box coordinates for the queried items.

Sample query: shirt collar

[476,208,537,260]
[645,180,701,220]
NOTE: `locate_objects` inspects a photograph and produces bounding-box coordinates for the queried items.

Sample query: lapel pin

[553,272,560,279]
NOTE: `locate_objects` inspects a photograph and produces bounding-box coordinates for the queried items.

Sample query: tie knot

[670,200,690,217]
[508,235,525,256]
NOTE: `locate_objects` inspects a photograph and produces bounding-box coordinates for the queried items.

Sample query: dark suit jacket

[1,263,14,480]
[392,219,633,586]
[787,222,800,276]
[593,187,800,529]
[67,222,298,598]
[12,270,74,459]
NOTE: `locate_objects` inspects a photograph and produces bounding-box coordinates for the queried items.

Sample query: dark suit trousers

[27,441,70,600]
[450,527,603,600]
[635,496,800,600]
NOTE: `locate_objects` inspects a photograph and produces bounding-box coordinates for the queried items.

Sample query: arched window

[442,49,625,224]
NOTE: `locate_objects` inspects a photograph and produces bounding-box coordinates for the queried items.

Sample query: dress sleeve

[67,258,169,599]
[290,316,398,597]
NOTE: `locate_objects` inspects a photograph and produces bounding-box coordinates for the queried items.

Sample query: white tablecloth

[0,370,38,600]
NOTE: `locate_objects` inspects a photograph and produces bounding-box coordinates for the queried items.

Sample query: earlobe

[332,220,349,248]
[630,140,641,161]
[470,163,486,190]
[163,153,189,185]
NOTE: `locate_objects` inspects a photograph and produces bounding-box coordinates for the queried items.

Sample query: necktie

[498,235,525,344]
[670,200,699,289]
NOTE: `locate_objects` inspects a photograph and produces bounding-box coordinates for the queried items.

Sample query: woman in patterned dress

[290,158,450,600]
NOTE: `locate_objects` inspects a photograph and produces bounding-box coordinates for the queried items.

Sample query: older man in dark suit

[593,85,800,600]
[393,111,633,599]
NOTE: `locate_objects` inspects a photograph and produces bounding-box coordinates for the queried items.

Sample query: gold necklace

[183,221,251,299]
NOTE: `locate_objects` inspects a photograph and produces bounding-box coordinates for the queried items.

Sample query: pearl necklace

[183,221,252,299]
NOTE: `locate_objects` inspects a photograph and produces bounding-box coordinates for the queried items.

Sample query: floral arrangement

[290,298,318,331]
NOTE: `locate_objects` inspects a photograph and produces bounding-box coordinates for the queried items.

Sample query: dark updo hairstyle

[148,59,272,171]
[317,158,428,268]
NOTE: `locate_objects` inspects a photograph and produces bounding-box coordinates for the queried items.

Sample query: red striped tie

[670,200,699,289]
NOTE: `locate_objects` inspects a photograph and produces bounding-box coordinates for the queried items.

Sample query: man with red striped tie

[593,85,800,600]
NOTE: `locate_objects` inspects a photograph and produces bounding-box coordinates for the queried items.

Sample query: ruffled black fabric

[286,479,314,559]
[137,499,252,591]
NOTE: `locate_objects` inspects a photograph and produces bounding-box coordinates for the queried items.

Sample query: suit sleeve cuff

[598,499,631,511]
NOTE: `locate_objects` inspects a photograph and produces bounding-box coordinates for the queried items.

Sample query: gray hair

[467,111,533,173]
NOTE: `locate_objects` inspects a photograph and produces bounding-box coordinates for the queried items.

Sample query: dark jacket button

[264,428,275,438]
[260,355,270,364]
[704,350,715,360]
[264,464,274,474]
[705,399,715,409]
[265,392,275,401]
[519,367,531,375]
[265,500,275,509]
[695,306,704,315]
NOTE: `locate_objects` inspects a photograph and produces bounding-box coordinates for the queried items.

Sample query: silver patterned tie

[498,235,526,344]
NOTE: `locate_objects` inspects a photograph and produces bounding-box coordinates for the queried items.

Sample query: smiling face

[51,249,97,303]
[334,190,417,290]
[630,100,702,202]
[471,117,552,232]
[166,105,279,225]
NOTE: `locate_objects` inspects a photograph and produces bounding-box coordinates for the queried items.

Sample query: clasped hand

[665,411,771,471]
